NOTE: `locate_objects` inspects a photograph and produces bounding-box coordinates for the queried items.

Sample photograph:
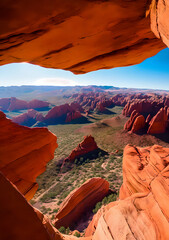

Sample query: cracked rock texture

[0,111,57,200]
[0,0,166,74]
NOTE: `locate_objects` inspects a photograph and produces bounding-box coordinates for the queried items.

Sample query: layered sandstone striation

[150,0,169,47]
[0,171,55,240]
[54,178,109,229]
[85,144,169,239]
[0,0,166,74]
[1,142,169,240]
[0,111,57,200]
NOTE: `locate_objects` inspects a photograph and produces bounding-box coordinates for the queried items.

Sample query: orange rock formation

[65,135,98,163]
[124,110,139,131]
[85,144,169,239]
[147,107,168,134]
[1,142,169,240]
[0,111,57,200]
[0,0,167,74]
[131,115,146,133]
[54,178,109,229]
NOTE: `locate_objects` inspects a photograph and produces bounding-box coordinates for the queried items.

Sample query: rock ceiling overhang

[0,0,168,74]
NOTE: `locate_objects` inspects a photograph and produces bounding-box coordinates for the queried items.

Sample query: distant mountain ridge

[0,85,168,100]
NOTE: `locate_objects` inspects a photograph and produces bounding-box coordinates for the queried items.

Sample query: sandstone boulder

[55,178,109,229]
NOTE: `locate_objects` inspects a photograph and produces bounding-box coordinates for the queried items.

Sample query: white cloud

[34,77,77,86]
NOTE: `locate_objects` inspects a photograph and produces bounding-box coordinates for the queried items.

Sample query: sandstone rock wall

[85,144,169,240]
[0,111,57,200]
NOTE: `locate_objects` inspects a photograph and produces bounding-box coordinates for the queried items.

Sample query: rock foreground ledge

[0,0,168,74]
[0,111,57,200]
[0,143,169,239]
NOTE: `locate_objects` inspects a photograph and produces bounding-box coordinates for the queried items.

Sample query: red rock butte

[66,135,98,163]
[0,0,169,74]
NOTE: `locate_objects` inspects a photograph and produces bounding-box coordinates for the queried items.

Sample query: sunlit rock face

[1,143,169,240]
[85,144,169,240]
[0,111,57,200]
[150,0,169,47]
[54,178,109,229]
[0,0,165,74]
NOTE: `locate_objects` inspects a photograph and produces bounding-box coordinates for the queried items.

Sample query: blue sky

[0,48,169,90]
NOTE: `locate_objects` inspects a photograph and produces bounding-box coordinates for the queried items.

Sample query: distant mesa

[0,97,49,112]
[54,177,109,229]
[44,102,86,125]
[12,109,45,127]
[10,101,87,127]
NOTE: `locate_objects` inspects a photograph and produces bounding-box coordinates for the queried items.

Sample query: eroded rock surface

[0,111,57,200]
[0,0,166,74]
[1,142,169,240]
[150,0,169,47]
[65,135,98,163]
[131,115,146,133]
[54,178,109,229]
[148,107,168,134]
[85,144,169,240]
